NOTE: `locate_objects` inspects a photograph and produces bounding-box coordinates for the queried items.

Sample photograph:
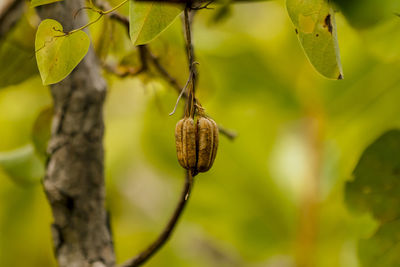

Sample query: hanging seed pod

[196,116,219,173]
[175,116,219,173]
[175,118,197,170]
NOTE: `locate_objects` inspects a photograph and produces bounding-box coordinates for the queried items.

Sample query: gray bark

[36,2,115,267]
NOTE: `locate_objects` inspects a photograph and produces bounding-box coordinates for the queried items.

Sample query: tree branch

[121,170,194,267]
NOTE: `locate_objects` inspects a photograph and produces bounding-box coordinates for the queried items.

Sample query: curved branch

[121,170,194,267]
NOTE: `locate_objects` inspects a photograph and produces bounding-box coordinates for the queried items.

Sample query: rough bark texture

[36,2,115,267]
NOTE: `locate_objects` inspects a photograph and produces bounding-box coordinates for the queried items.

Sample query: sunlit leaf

[30,0,63,8]
[35,19,90,85]
[286,0,343,79]
[129,0,183,45]
[0,145,44,185]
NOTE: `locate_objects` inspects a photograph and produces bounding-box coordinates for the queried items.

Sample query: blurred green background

[1,0,400,266]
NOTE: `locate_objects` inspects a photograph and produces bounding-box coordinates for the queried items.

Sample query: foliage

[129,1,183,45]
[1,0,400,266]
[35,19,90,85]
[286,0,343,79]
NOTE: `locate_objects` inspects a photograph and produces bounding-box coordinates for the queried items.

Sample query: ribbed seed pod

[175,116,219,173]
[196,117,219,172]
[175,118,197,170]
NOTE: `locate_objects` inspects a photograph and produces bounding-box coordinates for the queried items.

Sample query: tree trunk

[36,2,115,266]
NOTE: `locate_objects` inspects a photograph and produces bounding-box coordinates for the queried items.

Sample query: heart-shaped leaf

[129,1,183,45]
[286,0,343,79]
[35,19,90,85]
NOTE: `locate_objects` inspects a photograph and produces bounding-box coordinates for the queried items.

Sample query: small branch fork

[58,0,129,35]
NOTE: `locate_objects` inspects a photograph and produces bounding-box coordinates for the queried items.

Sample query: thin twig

[121,170,194,267]
[183,6,197,118]
[94,0,130,32]
[169,73,192,116]
[145,46,184,95]
[61,0,128,35]
[191,0,215,10]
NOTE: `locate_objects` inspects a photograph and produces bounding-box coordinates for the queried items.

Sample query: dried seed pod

[175,118,197,170]
[175,116,219,173]
[196,117,219,172]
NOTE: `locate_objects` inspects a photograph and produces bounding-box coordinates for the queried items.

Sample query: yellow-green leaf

[129,1,183,45]
[30,0,63,8]
[286,0,343,79]
[35,19,90,85]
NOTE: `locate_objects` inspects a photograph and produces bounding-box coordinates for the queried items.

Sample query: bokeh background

[1,0,400,266]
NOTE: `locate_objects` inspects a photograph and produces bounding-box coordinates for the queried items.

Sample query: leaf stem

[64,0,129,35]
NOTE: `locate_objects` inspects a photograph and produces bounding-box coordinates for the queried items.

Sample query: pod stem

[183,6,197,119]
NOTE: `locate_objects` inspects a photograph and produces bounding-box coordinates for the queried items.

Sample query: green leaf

[358,220,400,267]
[0,145,44,185]
[35,19,90,85]
[345,130,400,222]
[30,0,63,8]
[129,1,183,45]
[31,107,52,160]
[286,0,343,79]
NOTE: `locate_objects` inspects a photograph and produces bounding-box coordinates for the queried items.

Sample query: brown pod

[175,118,197,170]
[196,117,219,172]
